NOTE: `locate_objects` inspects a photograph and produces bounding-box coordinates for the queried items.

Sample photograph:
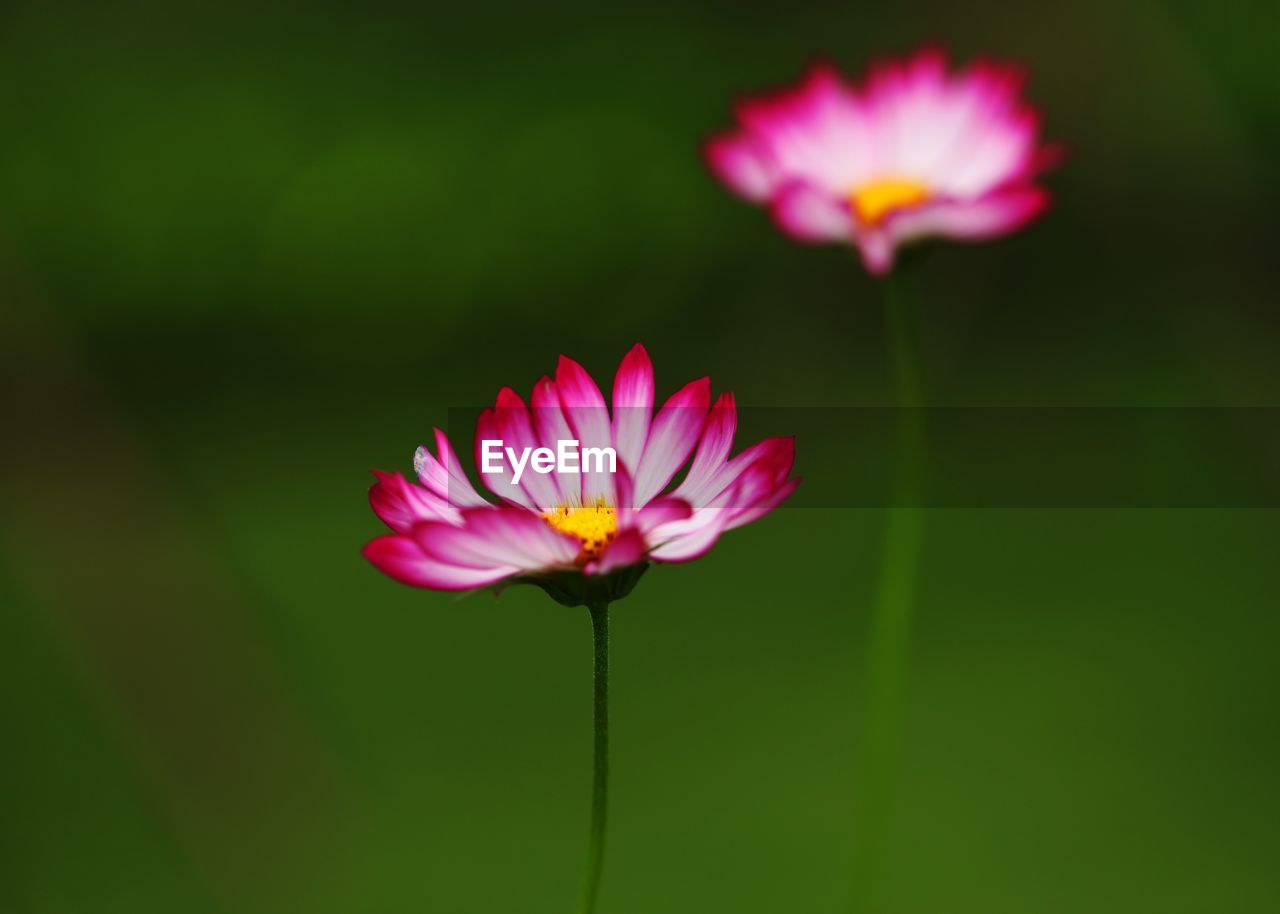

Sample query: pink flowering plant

[706,45,1058,275]
[364,343,797,912]
[707,45,1059,910]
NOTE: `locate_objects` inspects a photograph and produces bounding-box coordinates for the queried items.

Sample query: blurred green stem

[849,273,925,913]
[579,602,610,914]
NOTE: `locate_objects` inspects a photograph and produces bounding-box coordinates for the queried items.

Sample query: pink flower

[363,344,798,602]
[706,46,1059,275]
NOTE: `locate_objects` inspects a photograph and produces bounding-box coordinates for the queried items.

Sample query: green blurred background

[2,0,1278,911]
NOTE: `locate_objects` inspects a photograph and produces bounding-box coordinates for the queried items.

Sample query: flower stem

[849,273,925,913]
[579,601,610,914]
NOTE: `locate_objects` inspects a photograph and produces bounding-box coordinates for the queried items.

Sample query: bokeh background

[2,0,1278,912]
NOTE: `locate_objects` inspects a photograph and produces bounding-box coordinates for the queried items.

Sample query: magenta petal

[647,508,731,563]
[771,182,854,243]
[730,436,796,493]
[676,392,738,505]
[650,439,797,560]
[633,495,693,534]
[611,343,654,480]
[369,470,460,532]
[474,407,536,510]
[704,133,778,202]
[531,376,580,506]
[612,462,638,526]
[887,187,1049,244]
[727,477,800,531]
[363,535,517,590]
[461,508,580,566]
[855,230,896,277]
[735,64,872,195]
[719,442,799,530]
[416,508,577,571]
[416,428,490,509]
[412,441,449,496]
[632,376,710,507]
[494,387,561,512]
[556,354,615,504]
[688,435,794,509]
[930,115,1040,198]
[586,527,649,576]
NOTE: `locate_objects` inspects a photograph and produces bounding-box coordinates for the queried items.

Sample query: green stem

[849,274,925,913]
[579,602,610,914]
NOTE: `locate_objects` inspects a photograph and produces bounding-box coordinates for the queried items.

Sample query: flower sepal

[505,562,650,608]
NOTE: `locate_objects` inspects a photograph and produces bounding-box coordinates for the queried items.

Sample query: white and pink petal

[557,355,615,504]
[474,407,537,510]
[363,535,518,591]
[369,470,461,532]
[493,387,562,511]
[886,186,1049,245]
[611,343,654,478]
[530,376,581,506]
[415,428,490,509]
[585,527,649,576]
[704,133,779,202]
[771,182,854,243]
[632,377,710,507]
[676,391,738,505]
[415,508,578,572]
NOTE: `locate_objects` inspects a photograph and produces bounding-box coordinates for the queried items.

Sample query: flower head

[706,46,1059,275]
[364,344,798,605]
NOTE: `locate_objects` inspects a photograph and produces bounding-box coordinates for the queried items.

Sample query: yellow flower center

[849,178,932,226]
[542,497,617,562]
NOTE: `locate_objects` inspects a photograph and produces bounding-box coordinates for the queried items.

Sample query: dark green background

[2,1,1277,912]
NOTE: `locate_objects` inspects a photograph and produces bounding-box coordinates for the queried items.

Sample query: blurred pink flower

[364,344,797,596]
[706,46,1059,275]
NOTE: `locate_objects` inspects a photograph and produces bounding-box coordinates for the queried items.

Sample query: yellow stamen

[542,497,618,562]
[849,178,931,226]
